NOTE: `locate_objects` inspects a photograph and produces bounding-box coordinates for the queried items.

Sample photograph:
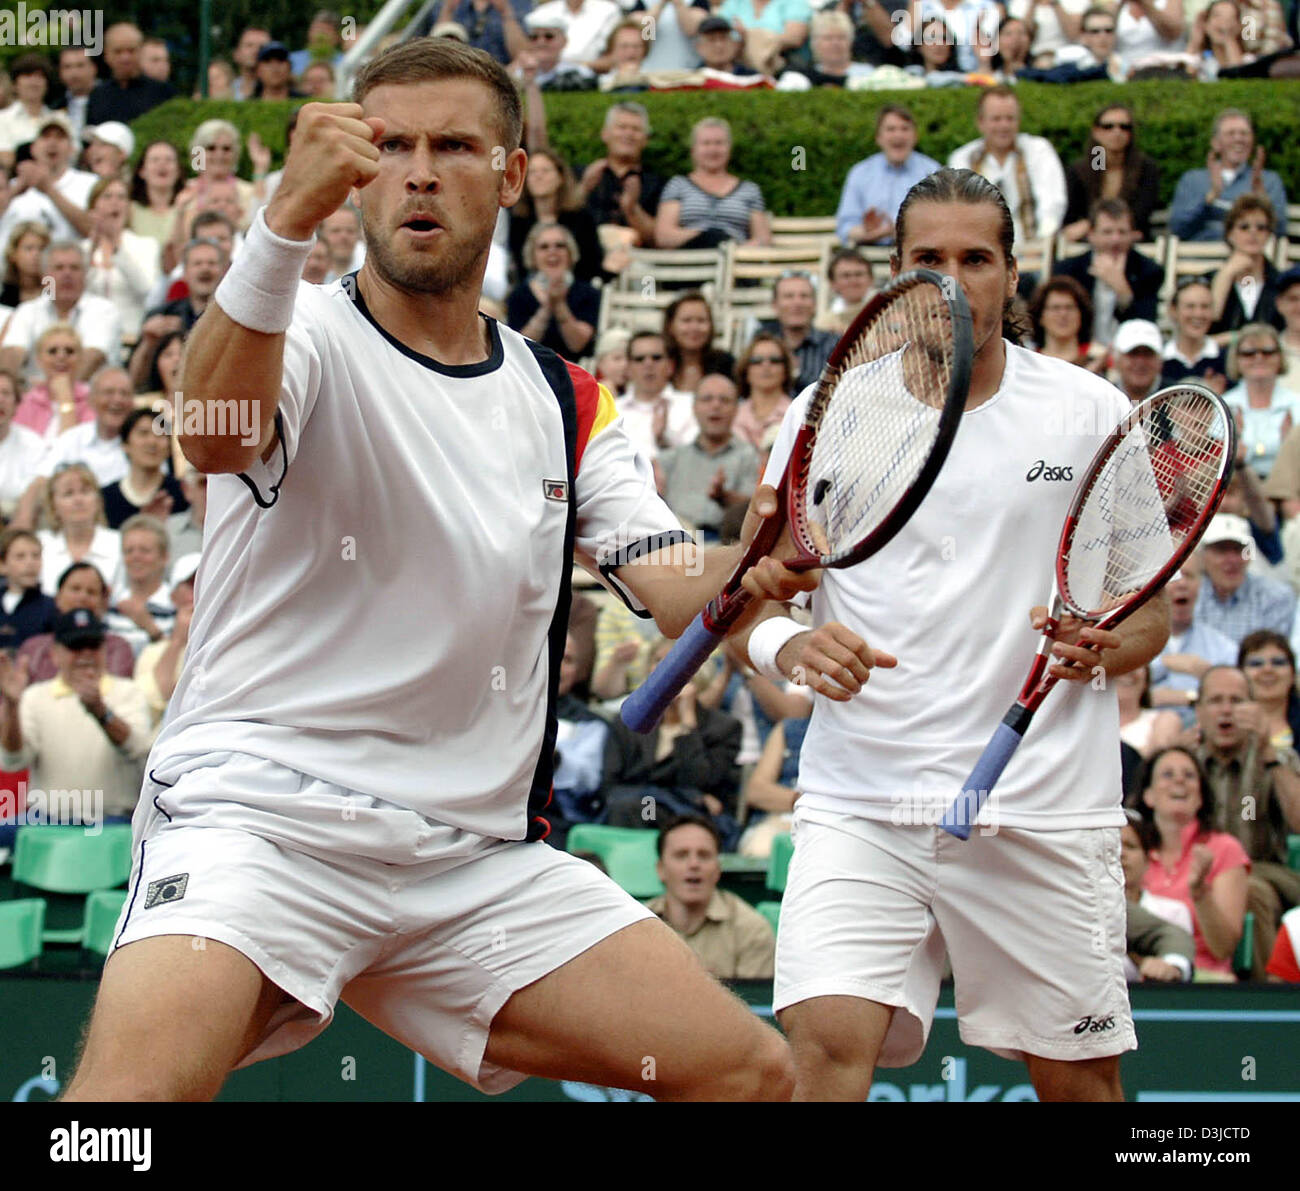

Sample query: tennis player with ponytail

[736,168,1173,1102]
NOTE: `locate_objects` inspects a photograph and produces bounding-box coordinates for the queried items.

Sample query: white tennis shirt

[148,278,686,842]
[763,343,1135,830]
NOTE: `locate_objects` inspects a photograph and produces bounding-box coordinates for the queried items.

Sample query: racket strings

[1065,389,1229,614]
[805,282,957,563]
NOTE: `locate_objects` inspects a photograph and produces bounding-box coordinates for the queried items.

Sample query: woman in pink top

[15,324,93,440]
[731,332,794,450]
[1138,746,1249,978]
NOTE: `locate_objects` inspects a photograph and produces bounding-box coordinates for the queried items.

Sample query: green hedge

[128,79,1300,217]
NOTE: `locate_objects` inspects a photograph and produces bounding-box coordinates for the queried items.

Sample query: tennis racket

[620,268,973,733]
[940,383,1236,839]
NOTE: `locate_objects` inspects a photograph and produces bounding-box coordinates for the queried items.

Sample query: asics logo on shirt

[1025,460,1074,482]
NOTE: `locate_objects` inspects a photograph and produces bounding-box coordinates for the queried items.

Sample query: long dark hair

[735,331,795,399]
[1136,746,1216,836]
[130,140,185,207]
[663,291,730,384]
[1028,274,1094,348]
[892,167,1028,341]
[1077,105,1143,212]
[513,149,583,219]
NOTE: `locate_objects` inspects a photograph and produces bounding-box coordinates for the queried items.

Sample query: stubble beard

[360,208,489,298]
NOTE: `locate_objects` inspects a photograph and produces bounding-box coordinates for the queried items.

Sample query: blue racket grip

[940,720,1026,840]
[620,612,726,733]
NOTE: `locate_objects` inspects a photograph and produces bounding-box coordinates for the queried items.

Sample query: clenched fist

[265,103,385,241]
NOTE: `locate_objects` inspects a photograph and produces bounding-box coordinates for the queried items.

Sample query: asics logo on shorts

[144,873,189,909]
[1073,1013,1116,1034]
[1025,460,1074,482]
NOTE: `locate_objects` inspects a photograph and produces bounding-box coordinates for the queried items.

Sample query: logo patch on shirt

[543,479,569,502]
[144,873,189,909]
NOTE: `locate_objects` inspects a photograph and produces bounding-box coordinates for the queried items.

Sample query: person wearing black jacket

[85,24,175,126]
[1052,198,1165,348]
[600,645,742,846]
[0,529,56,653]
[1061,104,1161,242]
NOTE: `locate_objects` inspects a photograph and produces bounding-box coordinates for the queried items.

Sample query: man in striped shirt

[1193,514,1296,645]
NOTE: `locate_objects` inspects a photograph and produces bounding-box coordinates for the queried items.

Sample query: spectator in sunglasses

[731,332,794,450]
[1061,104,1161,242]
[522,3,617,70]
[1220,322,1299,479]
[614,330,698,460]
[1210,194,1285,337]
[506,221,599,360]
[14,323,93,440]
[1054,6,1125,77]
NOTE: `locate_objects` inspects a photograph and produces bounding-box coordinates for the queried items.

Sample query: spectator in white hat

[513,12,596,89]
[525,0,619,67]
[1194,513,1296,646]
[83,122,136,181]
[1112,318,1164,404]
[0,113,96,249]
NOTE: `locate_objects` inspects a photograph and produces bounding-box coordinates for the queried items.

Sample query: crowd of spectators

[0,8,1298,982]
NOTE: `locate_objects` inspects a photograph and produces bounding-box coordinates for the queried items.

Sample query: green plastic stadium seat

[567,825,664,899]
[605,839,665,899]
[567,824,645,856]
[1288,835,1300,872]
[81,890,128,958]
[767,833,794,893]
[1233,911,1254,977]
[12,825,133,895]
[755,900,782,937]
[0,899,45,969]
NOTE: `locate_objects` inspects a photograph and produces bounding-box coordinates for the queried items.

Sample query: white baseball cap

[170,552,202,588]
[1201,513,1253,549]
[84,121,135,158]
[1113,319,1163,355]
[525,10,569,33]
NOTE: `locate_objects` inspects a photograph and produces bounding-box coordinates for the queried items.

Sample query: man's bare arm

[179,307,285,474]
[179,102,384,475]
[1045,591,1172,682]
[613,487,817,639]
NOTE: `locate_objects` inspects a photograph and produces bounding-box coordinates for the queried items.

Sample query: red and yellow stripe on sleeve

[566,361,619,474]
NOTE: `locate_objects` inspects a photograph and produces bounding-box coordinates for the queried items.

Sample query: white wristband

[213,207,314,334]
[748,616,807,683]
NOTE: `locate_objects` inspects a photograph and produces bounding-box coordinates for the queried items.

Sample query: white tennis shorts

[113,752,654,1094]
[773,805,1136,1066]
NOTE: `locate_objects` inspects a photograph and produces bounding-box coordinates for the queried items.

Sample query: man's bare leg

[63,936,288,1101]
[1025,1054,1124,1102]
[483,919,793,1101]
[778,995,896,1101]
